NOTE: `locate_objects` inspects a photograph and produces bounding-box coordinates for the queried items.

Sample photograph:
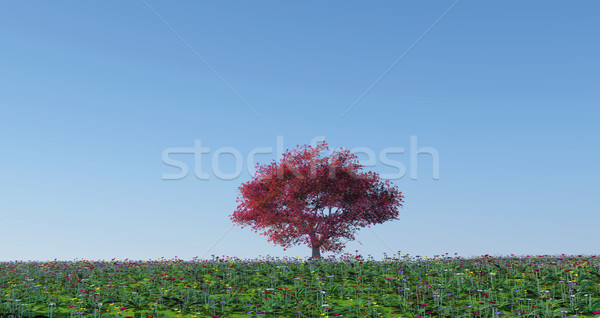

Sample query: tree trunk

[309,233,321,258]
[311,245,321,258]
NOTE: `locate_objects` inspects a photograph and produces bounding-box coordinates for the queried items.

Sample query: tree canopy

[230,142,404,257]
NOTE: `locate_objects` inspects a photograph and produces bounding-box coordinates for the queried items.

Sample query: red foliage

[230,142,404,256]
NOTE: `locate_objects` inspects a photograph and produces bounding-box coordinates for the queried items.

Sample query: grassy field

[1,253,599,317]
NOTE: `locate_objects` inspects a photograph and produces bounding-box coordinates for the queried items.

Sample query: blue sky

[1,1,598,261]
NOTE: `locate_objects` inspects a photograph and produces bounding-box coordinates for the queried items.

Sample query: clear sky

[1,1,598,262]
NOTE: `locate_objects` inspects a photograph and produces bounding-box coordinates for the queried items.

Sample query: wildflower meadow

[1,253,600,318]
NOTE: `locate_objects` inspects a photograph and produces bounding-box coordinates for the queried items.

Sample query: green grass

[1,253,600,317]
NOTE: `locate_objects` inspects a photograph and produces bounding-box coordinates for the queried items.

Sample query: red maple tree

[230,142,404,258]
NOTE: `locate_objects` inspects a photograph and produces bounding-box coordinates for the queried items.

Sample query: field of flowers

[1,253,599,318]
